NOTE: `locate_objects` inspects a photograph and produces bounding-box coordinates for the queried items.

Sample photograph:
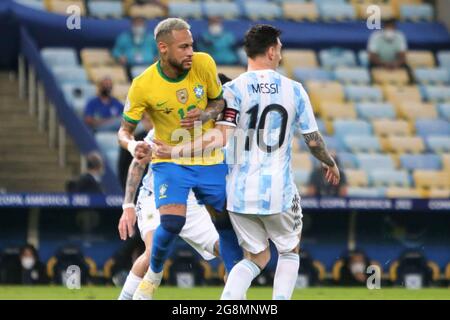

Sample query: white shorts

[229,197,303,254]
[136,190,219,260]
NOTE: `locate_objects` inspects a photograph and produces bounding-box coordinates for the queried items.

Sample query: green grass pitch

[0,286,449,300]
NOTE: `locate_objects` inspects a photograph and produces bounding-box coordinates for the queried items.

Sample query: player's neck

[247,58,276,72]
[159,59,186,79]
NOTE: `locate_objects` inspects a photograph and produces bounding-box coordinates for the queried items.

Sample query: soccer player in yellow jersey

[117,18,241,299]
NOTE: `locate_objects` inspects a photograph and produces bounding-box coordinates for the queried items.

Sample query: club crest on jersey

[193,84,204,99]
[176,89,188,104]
[159,184,168,199]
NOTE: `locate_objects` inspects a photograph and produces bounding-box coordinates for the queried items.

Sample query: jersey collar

[156,60,189,83]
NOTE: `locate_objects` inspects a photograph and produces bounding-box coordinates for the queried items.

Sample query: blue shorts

[152,162,228,212]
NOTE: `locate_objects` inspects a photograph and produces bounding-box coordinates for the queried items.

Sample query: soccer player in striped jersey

[154,24,340,300]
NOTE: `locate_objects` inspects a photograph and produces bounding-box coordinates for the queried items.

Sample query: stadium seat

[358,50,368,67]
[291,152,313,171]
[343,135,381,153]
[333,119,372,138]
[319,102,356,120]
[323,135,345,152]
[371,68,410,86]
[50,66,89,85]
[61,83,96,114]
[168,2,202,19]
[345,85,383,102]
[438,104,450,121]
[355,2,395,20]
[414,68,450,85]
[306,81,345,109]
[318,2,356,21]
[396,101,438,120]
[105,148,119,175]
[437,51,450,70]
[128,4,165,19]
[426,136,450,153]
[421,85,450,103]
[383,136,425,154]
[386,187,423,198]
[112,83,131,102]
[95,132,118,155]
[372,119,412,136]
[203,2,241,19]
[369,169,411,187]
[338,152,358,169]
[293,68,333,83]
[344,169,369,187]
[400,4,434,21]
[334,67,371,85]
[356,153,396,170]
[41,47,78,68]
[415,119,450,138]
[406,50,435,68]
[80,48,115,68]
[244,1,282,20]
[15,0,46,10]
[391,0,424,15]
[443,154,450,171]
[427,189,450,198]
[347,187,386,198]
[319,48,357,69]
[46,0,86,15]
[130,65,148,79]
[87,0,123,18]
[282,2,319,21]
[217,66,246,80]
[293,169,311,187]
[356,102,396,120]
[283,49,318,77]
[413,170,450,190]
[384,85,422,105]
[87,65,128,84]
[400,154,442,171]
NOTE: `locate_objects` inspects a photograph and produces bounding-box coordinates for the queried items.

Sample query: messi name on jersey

[251,83,279,94]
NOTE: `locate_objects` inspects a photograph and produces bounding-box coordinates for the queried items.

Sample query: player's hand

[180,108,202,129]
[153,139,174,159]
[134,141,151,161]
[322,163,340,186]
[118,207,136,240]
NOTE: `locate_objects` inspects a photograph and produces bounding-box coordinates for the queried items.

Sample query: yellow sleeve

[201,53,223,100]
[122,79,147,124]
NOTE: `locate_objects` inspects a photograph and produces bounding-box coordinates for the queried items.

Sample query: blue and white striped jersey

[219,69,318,215]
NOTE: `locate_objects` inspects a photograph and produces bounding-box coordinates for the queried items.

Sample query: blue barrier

[19,27,122,194]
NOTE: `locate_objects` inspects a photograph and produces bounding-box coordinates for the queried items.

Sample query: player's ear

[158,41,168,54]
[267,46,275,61]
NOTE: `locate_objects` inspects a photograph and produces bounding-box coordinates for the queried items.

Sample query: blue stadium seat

[87,1,123,18]
[438,104,450,121]
[319,48,357,69]
[370,170,411,188]
[293,68,333,82]
[50,66,89,85]
[400,4,434,21]
[334,67,370,85]
[347,187,385,198]
[356,103,396,120]
[61,83,96,114]
[244,1,282,20]
[343,135,381,153]
[105,149,119,176]
[41,48,78,68]
[95,132,118,155]
[323,135,345,152]
[415,119,450,138]
[356,153,395,170]
[358,50,369,67]
[130,65,148,79]
[334,119,372,138]
[414,68,450,85]
[314,0,346,5]
[345,85,383,102]
[337,152,358,169]
[316,118,327,134]
[426,136,450,153]
[14,0,45,10]
[168,2,203,19]
[400,154,442,171]
[293,169,310,186]
[318,3,356,21]
[203,2,241,19]
[421,85,450,103]
[437,51,450,69]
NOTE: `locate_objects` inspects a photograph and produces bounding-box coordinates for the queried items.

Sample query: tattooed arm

[303,131,340,185]
[180,98,226,129]
[118,119,151,160]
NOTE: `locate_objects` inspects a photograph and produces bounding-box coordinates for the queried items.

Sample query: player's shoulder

[131,61,158,86]
[193,51,215,65]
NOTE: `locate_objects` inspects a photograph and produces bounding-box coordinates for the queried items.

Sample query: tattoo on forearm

[118,119,138,149]
[124,160,146,204]
[200,99,225,122]
[303,131,335,167]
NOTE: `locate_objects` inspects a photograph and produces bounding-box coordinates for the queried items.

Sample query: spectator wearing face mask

[367,18,413,82]
[197,17,238,65]
[83,77,124,132]
[112,16,158,67]
[19,244,49,285]
[338,249,371,286]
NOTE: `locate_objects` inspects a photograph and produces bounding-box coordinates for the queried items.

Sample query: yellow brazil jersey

[123,52,223,165]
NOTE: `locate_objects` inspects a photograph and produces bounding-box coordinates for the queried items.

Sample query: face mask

[350,262,366,275]
[209,24,223,36]
[132,26,145,37]
[100,87,112,97]
[21,257,35,270]
[384,30,395,41]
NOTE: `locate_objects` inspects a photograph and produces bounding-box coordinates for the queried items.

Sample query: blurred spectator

[112,16,157,67]
[307,152,347,197]
[19,244,49,285]
[197,17,238,65]
[393,250,435,288]
[50,245,92,285]
[84,77,124,132]
[338,249,371,286]
[296,250,321,287]
[367,18,413,82]
[66,151,105,194]
[118,113,153,189]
